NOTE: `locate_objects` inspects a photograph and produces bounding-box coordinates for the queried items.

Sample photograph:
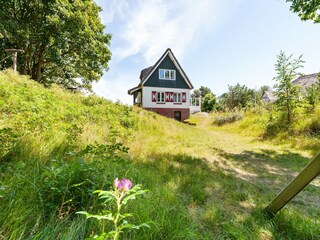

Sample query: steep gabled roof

[261,90,276,102]
[139,66,153,82]
[292,73,319,89]
[140,48,193,89]
[128,48,193,95]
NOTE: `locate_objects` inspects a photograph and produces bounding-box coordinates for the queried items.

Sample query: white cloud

[93,0,241,103]
[112,0,239,64]
[92,73,133,105]
[95,0,129,24]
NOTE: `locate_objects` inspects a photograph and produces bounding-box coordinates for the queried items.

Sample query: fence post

[265,153,320,217]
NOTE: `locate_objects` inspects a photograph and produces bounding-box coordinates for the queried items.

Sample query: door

[174,111,181,121]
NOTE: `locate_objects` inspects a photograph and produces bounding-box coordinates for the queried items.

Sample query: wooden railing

[265,152,320,217]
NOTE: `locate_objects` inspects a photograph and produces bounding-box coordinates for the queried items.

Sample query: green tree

[259,85,271,95]
[191,86,215,111]
[199,86,212,98]
[0,0,111,90]
[286,0,320,23]
[273,51,304,125]
[201,93,217,112]
[191,89,201,98]
[220,83,255,110]
[305,75,320,109]
[191,86,212,98]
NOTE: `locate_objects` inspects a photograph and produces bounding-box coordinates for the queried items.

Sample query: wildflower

[114,178,132,191]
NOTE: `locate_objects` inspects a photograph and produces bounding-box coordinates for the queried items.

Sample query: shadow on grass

[2,147,319,239]
[128,150,320,239]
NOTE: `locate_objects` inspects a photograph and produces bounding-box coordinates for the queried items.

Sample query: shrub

[213,112,244,126]
[305,118,320,137]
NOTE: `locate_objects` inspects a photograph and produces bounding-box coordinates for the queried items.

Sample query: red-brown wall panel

[144,108,190,121]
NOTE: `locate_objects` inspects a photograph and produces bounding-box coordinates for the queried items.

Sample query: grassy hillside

[1,70,320,239]
[189,109,320,155]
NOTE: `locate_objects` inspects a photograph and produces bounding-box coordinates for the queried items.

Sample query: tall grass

[1,70,320,239]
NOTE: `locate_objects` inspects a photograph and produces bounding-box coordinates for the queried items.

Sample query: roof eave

[128,86,142,95]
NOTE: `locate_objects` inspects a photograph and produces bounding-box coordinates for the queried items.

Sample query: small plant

[77,178,149,240]
[213,112,244,126]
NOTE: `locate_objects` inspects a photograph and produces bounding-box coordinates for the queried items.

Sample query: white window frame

[173,92,182,103]
[157,91,165,103]
[159,69,176,80]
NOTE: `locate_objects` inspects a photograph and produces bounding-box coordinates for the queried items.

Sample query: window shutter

[152,91,156,102]
[182,92,186,102]
[170,92,174,102]
[165,92,170,102]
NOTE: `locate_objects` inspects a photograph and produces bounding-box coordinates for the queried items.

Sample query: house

[292,73,319,91]
[261,73,319,103]
[128,48,194,121]
[261,91,276,103]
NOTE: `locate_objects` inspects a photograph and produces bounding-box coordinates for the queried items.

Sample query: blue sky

[93,0,320,105]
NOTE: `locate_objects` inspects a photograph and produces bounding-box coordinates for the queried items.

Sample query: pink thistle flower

[114,178,132,191]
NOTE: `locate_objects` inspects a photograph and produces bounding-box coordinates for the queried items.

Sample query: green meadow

[1,70,319,239]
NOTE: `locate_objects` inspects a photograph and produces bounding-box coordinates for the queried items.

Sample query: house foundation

[144,108,190,121]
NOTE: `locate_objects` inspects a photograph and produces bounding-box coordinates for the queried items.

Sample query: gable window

[173,93,181,103]
[159,69,176,80]
[157,92,165,102]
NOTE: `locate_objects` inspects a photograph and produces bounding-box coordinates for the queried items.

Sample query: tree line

[0,0,111,91]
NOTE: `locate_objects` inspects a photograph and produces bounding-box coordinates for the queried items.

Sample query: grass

[0,70,320,239]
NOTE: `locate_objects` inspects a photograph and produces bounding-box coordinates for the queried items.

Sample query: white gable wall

[142,86,190,109]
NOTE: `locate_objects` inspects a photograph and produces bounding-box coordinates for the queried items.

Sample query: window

[173,93,181,103]
[157,92,165,102]
[159,69,176,80]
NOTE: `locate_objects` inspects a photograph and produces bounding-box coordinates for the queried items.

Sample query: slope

[0,70,319,239]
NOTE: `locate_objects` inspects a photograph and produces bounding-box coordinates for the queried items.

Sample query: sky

[93,0,320,105]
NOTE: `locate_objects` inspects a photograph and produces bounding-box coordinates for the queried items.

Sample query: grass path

[130,112,320,239]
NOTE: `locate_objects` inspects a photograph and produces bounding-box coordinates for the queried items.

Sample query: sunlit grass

[1,70,320,239]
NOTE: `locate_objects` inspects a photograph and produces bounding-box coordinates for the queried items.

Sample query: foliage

[1,71,320,239]
[77,179,149,240]
[264,113,283,137]
[0,70,137,161]
[201,93,217,112]
[213,112,244,126]
[273,51,304,125]
[259,85,271,94]
[218,83,256,110]
[304,76,320,109]
[0,127,18,160]
[191,86,212,99]
[0,0,111,90]
[286,0,320,23]
[191,86,216,112]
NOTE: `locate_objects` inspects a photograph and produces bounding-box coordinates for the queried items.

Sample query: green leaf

[119,222,150,230]
[76,211,89,216]
[122,190,147,205]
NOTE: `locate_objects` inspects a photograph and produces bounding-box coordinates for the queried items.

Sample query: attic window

[159,69,176,80]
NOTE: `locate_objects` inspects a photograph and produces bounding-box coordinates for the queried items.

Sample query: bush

[213,112,243,126]
[305,118,320,137]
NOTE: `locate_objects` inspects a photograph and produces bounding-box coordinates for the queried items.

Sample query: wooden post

[13,51,17,72]
[265,153,320,217]
[5,49,24,72]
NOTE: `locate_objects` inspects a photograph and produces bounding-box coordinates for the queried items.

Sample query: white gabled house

[128,48,197,121]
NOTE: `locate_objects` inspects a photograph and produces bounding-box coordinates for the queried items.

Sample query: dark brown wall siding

[144,108,190,121]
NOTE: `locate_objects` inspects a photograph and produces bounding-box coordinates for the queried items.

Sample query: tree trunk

[287,99,291,125]
[22,42,33,75]
[32,43,46,83]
